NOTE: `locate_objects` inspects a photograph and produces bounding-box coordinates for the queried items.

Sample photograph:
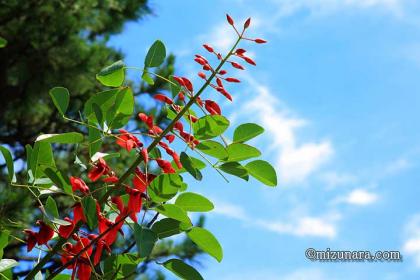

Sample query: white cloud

[235,77,333,184]
[320,171,357,189]
[403,214,420,267]
[339,189,379,205]
[213,199,339,239]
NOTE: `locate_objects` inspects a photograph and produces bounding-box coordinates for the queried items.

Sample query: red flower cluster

[24,221,54,252]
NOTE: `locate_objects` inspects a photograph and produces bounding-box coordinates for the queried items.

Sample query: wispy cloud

[333,188,379,206]
[402,214,420,268]
[232,76,333,184]
[212,199,339,239]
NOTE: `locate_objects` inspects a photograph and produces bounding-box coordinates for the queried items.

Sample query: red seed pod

[205,100,222,115]
[194,57,206,65]
[218,69,227,75]
[173,76,186,87]
[216,77,223,87]
[235,48,246,55]
[153,94,173,105]
[225,77,240,83]
[226,14,234,25]
[174,121,184,133]
[203,44,214,53]
[244,18,251,29]
[231,61,245,70]
[188,114,198,123]
[141,148,149,164]
[243,56,256,66]
[254,38,267,44]
[181,77,193,92]
[198,72,207,79]
[203,64,212,71]
[178,92,185,102]
[165,134,175,143]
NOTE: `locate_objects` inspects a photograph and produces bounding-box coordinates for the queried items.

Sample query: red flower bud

[165,134,175,143]
[244,18,251,29]
[254,38,267,44]
[70,176,89,194]
[141,148,149,164]
[218,70,227,75]
[172,152,182,169]
[88,158,110,182]
[188,114,198,123]
[216,87,233,101]
[156,158,176,174]
[181,77,193,92]
[225,77,241,83]
[226,14,234,25]
[36,220,54,245]
[198,72,207,79]
[58,217,75,239]
[154,94,173,105]
[178,92,185,102]
[138,113,154,129]
[116,129,142,152]
[243,56,256,66]
[216,77,223,87]
[194,57,207,65]
[235,48,246,55]
[174,121,184,133]
[205,100,222,115]
[173,76,186,87]
[203,44,214,53]
[203,64,212,71]
[231,61,245,70]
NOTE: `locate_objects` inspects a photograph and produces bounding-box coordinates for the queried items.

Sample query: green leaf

[0,259,18,273]
[45,196,59,218]
[144,40,166,68]
[233,123,264,143]
[50,274,71,280]
[82,196,98,230]
[219,162,249,181]
[43,168,71,194]
[225,143,261,162]
[151,218,182,239]
[180,152,202,181]
[174,156,206,174]
[103,253,143,280]
[92,103,103,128]
[0,145,15,183]
[193,115,229,140]
[35,132,83,144]
[245,160,277,186]
[84,88,134,129]
[134,224,157,258]
[155,204,191,225]
[88,123,102,157]
[96,60,125,87]
[196,140,228,160]
[49,87,69,116]
[31,142,55,179]
[141,72,155,85]
[175,192,214,212]
[0,230,10,259]
[0,37,7,48]
[148,174,183,203]
[187,227,223,262]
[162,259,204,280]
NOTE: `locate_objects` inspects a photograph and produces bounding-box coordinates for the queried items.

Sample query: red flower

[61,237,93,280]
[73,202,86,224]
[225,77,240,83]
[141,148,149,164]
[231,61,244,70]
[98,214,124,246]
[116,129,142,152]
[132,168,155,192]
[198,72,207,79]
[181,77,193,92]
[58,217,75,239]
[103,175,119,183]
[126,187,142,223]
[165,134,175,143]
[70,177,89,194]
[36,220,54,245]
[219,69,227,75]
[88,158,110,182]
[111,196,125,213]
[172,152,182,169]
[174,121,184,133]
[138,113,154,129]
[23,230,37,252]
[154,94,173,105]
[254,38,267,44]
[244,18,251,29]
[156,158,176,174]
[205,100,222,115]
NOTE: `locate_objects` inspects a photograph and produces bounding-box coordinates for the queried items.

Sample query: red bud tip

[226,14,234,25]
[198,72,207,79]
[243,56,256,66]
[216,77,223,87]
[231,61,245,70]
[218,70,227,75]
[235,48,246,55]
[225,77,240,83]
[203,64,212,71]
[194,57,207,65]
[254,38,267,44]
[244,18,251,29]
[203,44,214,53]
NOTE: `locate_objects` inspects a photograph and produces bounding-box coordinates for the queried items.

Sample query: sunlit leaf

[180,152,202,180]
[151,218,182,239]
[155,204,191,225]
[218,162,249,181]
[49,87,69,116]
[187,227,223,262]
[96,60,125,87]
[35,132,83,144]
[196,140,228,160]
[175,192,214,212]
[0,145,15,183]
[245,160,277,187]
[233,123,264,143]
[0,259,18,273]
[134,224,157,258]
[225,143,261,162]
[162,259,204,280]
[193,115,229,140]
[144,40,166,68]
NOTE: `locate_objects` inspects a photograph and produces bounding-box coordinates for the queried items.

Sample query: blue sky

[108,0,420,279]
